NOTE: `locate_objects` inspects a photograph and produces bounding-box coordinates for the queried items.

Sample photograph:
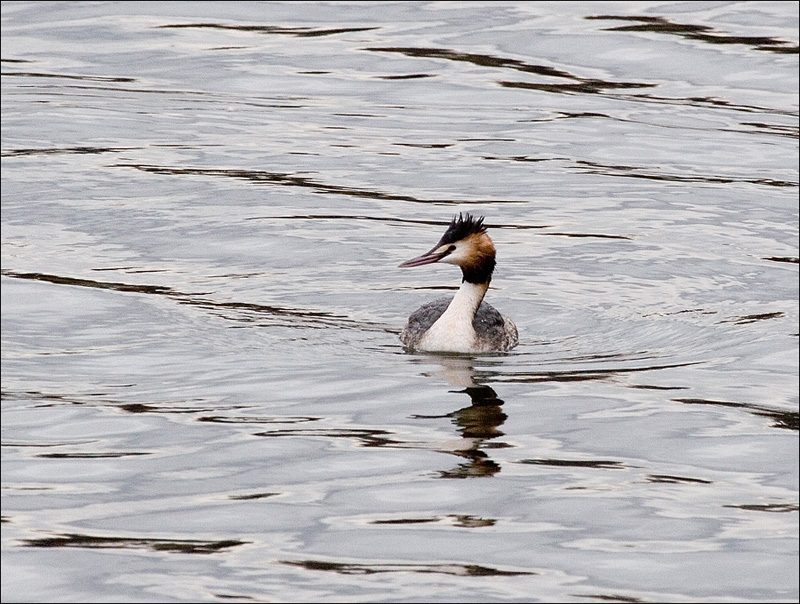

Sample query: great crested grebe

[399,213,518,354]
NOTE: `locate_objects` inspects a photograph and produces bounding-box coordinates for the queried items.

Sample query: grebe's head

[399,213,496,284]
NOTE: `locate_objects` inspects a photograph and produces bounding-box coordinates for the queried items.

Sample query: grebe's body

[399,214,518,354]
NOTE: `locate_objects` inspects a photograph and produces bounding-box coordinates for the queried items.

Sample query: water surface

[2,1,798,602]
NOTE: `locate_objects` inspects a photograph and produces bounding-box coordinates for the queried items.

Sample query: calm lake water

[2,1,798,602]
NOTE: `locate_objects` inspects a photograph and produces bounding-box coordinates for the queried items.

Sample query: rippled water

[2,1,798,602]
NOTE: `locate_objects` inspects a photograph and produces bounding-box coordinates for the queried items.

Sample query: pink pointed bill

[398,249,448,268]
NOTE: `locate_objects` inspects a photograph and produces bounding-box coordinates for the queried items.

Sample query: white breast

[417,314,477,352]
[416,282,487,353]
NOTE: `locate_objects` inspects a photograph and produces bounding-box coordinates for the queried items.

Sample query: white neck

[417,281,489,353]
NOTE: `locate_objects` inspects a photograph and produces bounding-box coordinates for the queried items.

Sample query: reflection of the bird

[413,356,509,478]
[245,356,510,478]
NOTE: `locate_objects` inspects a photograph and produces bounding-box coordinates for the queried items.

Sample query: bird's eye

[447,245,456,253]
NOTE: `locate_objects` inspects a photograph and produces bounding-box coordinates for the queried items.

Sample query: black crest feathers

[438,213,487,245]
